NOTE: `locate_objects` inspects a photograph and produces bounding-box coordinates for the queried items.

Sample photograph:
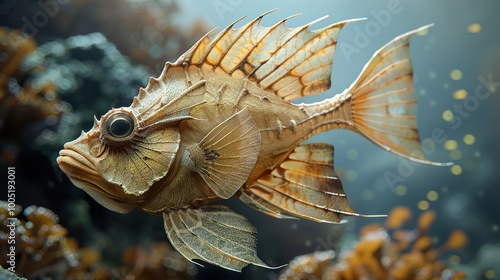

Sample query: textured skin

[57,11,438,271]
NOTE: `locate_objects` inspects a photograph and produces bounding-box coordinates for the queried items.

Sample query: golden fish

[57,10,443,271]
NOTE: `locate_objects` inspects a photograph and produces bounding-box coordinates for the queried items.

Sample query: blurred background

[1,0,499,279]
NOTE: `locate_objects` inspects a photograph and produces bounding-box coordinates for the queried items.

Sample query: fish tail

[346,25,449,165]
[303,25,449,165]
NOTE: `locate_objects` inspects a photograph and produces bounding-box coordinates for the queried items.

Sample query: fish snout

[57,143,99,183]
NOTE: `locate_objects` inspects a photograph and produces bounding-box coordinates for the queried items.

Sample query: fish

[57,10,447,272]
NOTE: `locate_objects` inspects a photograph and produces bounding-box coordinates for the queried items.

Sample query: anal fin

[163,205,278,272]
[239,143,384,223]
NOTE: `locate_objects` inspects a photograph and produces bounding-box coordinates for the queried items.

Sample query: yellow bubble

[427,191,439,201]
[444,139,458,150]
[463,134,475,145]
[347,149,358,160]
[395,185,407,196]
[485,269,496,279]
[451,165,463,175]
[453,89,468,100]
[450,150,462,161]
[442,110,454,121]
[450,69,463,81]
[346,170,357,181]
[468,23,482,33]
[418,200,430,210]
[362,190,374,201]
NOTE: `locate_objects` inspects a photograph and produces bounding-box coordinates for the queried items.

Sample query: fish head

[57,105,182,213]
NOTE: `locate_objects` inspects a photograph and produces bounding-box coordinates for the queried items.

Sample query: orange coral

[280,250,335,280]
[279,206,468,280]
[1,201,196,279]
[0,202,77,278]
[119,242,197,280]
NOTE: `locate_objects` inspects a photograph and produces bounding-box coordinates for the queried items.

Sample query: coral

[279,206,468,280]
[0,0,210,176]
[119,242,197,279]
[0,267,27,280]
[0,27,69,166]
[1,0,209,71]
[1,202,196,279]
[279,250,335,280]
[0,201,77,279]
[66,241,198,279]
[23,32,152,160]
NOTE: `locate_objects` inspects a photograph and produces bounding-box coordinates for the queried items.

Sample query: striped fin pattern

[188,108,261,199]
[163,205,276,272]
[239,143,383,223]
[348,25,450,165]
[178,10,355,101]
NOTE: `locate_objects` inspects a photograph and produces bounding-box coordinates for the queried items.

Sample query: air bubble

[467,23,481,33]
[450,69,463,81]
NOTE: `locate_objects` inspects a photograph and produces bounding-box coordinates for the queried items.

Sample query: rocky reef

[0,201,196,279]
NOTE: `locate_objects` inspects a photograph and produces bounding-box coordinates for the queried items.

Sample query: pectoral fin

[163,205,276,272]
[186,108,261,199]
[239,143,384,223]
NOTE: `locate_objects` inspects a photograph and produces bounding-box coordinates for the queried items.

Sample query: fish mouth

[57,144,143,212]
[57,146,103,190]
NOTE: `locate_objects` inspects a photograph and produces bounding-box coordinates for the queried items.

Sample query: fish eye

[106,113,134,138]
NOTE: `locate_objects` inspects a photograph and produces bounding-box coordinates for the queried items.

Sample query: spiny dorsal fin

[239,143,384,223]
[177,10,357,101]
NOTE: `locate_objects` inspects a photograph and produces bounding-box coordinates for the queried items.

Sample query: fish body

[57,11,443,271]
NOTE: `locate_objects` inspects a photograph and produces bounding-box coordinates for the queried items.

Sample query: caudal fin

[348,25,449,166]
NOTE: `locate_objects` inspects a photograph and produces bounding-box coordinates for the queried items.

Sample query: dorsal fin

[176,10,358,101]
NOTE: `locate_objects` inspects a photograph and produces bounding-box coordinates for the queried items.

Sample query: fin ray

[346,25,450,165]
[163,206,276,271]
[186,107,261,199]
[179,10,355,101]
[239,143,379,223]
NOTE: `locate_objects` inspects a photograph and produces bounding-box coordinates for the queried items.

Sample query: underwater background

[1,0,499,279]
